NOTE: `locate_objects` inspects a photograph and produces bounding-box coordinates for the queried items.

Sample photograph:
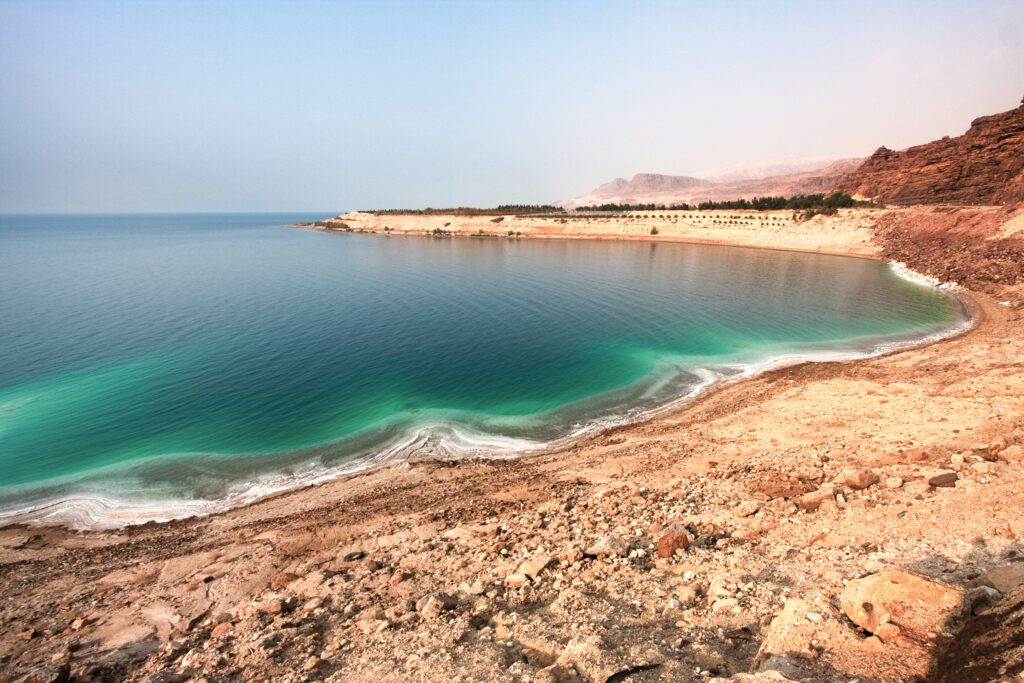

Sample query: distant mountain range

[561,158,863,208]
[563,96,1024,208]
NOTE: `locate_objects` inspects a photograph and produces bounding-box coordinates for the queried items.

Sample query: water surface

[0,214,967,527]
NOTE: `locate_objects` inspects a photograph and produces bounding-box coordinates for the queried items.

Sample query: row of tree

[370,205,563,216]
[576,193,870,213]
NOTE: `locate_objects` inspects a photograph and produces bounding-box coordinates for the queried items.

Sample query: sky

[1,0,1022,213]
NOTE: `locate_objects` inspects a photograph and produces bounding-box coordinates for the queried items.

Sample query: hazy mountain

[562,158,863,208]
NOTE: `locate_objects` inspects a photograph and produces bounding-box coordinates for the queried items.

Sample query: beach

[2,204,1023,682]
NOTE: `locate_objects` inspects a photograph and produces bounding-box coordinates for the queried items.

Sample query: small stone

[875,622,902,643]
[998,444,1023,463]
[253,599,283,615]
[734,501,763,518]
[389,570,412,586]
[518,555,553,580]
[862,635,886,653]
[342,551,366,562]
[504,573,528,588]
[928,472,958,488]
[356,605,385,622]
[209,622,233,639]
[836,468,879,490]
[677,584,700,604]
[416,593,457,620]
[796,484,836,512]
[711,598,740,613]
[586,535,631,557]
[901,449,929,463]
[655,524,691,558]
[977,564,1024,594]
[270,572,298,590]
[884,476,904,489]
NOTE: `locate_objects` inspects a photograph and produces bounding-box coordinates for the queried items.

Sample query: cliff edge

[835,98,1024,206]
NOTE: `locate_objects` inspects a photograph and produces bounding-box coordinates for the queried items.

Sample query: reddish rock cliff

[836,98,1024,206]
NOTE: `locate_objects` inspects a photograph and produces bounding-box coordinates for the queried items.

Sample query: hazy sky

[1,0,1022,213]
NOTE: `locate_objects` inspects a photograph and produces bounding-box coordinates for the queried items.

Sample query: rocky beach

[3,4,1022,681]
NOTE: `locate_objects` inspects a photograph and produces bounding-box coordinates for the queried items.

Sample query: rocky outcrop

[836,98,1024,206]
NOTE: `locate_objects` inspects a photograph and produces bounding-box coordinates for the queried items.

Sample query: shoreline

[0,244,975,532]
[3,204,1021,682]
[292,207,886,261]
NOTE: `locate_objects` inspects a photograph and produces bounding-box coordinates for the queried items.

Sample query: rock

[835,468,879,490]
[999,444,1023,463]
[270,572,298,589]
[504,573,528,588]
[416,593,456,620]
[708,573,737,601]
[388,570,412,586]
[988,436,1008,455]
[796,484,836,512]
[977,564,1024,594]
[586,535,631,558]
[935,584,1024,681]
[655,524,690,558]
[884,476,904,489]
[209,622,233,639]
[835,100,1024,205]
[677,584,700,605]
[711,598,740,613]
[252,599,283,615]
[753,598,825,670]
[792,466,824,482]
[533,664,578,683]
[928,471,959,488]
[18,628,39,640]
[734,501,763,518]
[14,663,71,683]
[861,635,886,653]
[342,551,366,562]
[355,605,385,622]
[900,449,929,463]
[710,673,795,682]
[840,567,968,646]
[518,555,554,580]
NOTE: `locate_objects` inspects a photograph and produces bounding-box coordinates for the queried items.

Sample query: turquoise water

[0,214,966,527]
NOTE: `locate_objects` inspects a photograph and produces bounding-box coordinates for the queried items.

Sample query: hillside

[835,98,1024,206]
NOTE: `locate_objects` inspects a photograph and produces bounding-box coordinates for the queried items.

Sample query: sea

[0,213,969,528]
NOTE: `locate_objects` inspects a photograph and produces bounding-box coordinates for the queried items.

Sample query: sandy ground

[2,206,1024,683]
[313,208,884,258]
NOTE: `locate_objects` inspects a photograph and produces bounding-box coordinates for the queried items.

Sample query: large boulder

[840,567,968,647]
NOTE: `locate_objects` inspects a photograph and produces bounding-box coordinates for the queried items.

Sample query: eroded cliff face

[836,99,1024,206]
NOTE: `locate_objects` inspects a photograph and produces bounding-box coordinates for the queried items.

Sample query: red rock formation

[836,98,1024,206]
